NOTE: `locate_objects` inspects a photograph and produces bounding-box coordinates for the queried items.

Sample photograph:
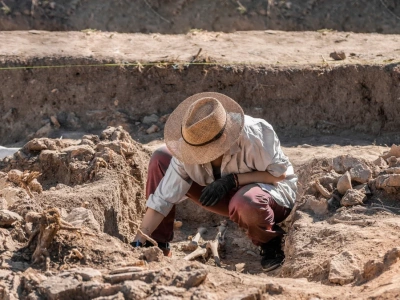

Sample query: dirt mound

[1,0,400,34]
[1,126,151,242]
[282,145,400,285]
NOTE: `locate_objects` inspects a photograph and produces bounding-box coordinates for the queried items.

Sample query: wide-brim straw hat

[165,92,244,165]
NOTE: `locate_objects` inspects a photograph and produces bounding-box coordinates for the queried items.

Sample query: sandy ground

[1,30,400,66]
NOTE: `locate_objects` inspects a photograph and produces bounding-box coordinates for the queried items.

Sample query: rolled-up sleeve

[244,120,290,177]
[146,157,192,217]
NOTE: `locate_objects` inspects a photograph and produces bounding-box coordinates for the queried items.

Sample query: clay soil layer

[1,0,400,34]
[1,30,400,146]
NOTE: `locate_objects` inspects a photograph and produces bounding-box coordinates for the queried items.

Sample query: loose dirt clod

[330,51,346,60]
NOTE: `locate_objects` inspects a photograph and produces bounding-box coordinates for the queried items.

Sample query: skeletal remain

[314,179,331,198]
[182,227,207,251]
[183,246,208,261]
[206,221,227,267]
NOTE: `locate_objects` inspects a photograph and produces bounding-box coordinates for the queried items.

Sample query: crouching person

[131,92,298,271]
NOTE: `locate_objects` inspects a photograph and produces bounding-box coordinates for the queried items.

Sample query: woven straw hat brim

[164,92,244,165]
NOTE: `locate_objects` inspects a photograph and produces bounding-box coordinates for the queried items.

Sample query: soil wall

[1,0,400,34]
[1,61,400,145]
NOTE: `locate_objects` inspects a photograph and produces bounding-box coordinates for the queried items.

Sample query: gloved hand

[199,173,238,207]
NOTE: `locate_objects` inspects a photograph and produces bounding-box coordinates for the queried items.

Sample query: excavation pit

[1,31,400,299]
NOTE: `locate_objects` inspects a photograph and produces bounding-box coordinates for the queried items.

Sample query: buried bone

[184,221,227,267]
[182,227,207,251]
[207,221,227,267]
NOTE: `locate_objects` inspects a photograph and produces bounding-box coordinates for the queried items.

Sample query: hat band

[181,115,227,147]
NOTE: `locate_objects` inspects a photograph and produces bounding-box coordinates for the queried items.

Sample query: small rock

[264,282,284,294]
[0,197,7,210]
[153,285,186,298]
[349,163,372,184]
[340,189,366,207]
[303,195,328,215]
[374,174,400,189]
[70,268,102,281]
[382,144,400,159]
[39,276,80,300]
[353,184,372,195]
[0,210,23,226]
[329,251,360,285]
[363,259,384,280]
[64,207,100,232]
[35,123,52,137]
[142,247,163,262]
[337,171,352,195]
[29,179,43,194]
[93,292,125,300]
[121,280,151,299]
[172,268,208,288]
[235,263,245,273]
[329,51,346,60]
[373,157,387,168]
[142,114,159,124]
[387,156,400,168]
[227,288,261,300]
[50,116,61,129]
[146,124,159,134]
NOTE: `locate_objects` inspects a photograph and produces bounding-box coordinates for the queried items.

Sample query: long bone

[182,227,207,251]
[207,221,227,267]
[183,246,208,261]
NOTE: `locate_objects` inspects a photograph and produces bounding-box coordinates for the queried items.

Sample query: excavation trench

[1,62,400,146]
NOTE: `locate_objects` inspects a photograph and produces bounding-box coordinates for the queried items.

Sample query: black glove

[199,173,238,207]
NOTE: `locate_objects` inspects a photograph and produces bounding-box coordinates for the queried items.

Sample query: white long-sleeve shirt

[147,115,298,216]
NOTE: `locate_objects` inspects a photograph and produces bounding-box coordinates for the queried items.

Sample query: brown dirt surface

[1,27,400,300]
[1,0,400,34]
[1,31,400,148]
[2,125,400,299]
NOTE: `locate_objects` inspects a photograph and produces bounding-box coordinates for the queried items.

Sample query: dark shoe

[260,238,284,272]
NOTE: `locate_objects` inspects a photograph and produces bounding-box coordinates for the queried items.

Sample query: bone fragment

[110,266,146,275]
[183,247,208,261]
[314,179,331,198]
[183,227,207,251]
[206,222,227,267]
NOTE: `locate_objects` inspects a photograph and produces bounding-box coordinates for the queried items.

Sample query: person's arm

[237,170,286,186]
[132,208,165,243]
[132,157,192,245]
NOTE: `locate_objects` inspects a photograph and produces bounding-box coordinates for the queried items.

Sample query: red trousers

[148,146,291,246]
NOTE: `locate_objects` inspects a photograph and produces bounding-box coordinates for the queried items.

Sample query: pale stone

[69,268,102,281]
[349,163,372,184]
[142,114,159,124]
[0,210,23,226]
[142,247,164,262]
[121,280,151,300]
[303,195,328,215]
[39,276,80,300]
[332,155,366,174]
[146,124,159,134]
[375,174,400,189]
[337,171,352,195]
[382,144,400,159]
[353,184,372,195]
[0,197,7,210]
[65,207,100,232]
[340,189,366,207]
[373,157,387,167]
[329,251,360,285]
